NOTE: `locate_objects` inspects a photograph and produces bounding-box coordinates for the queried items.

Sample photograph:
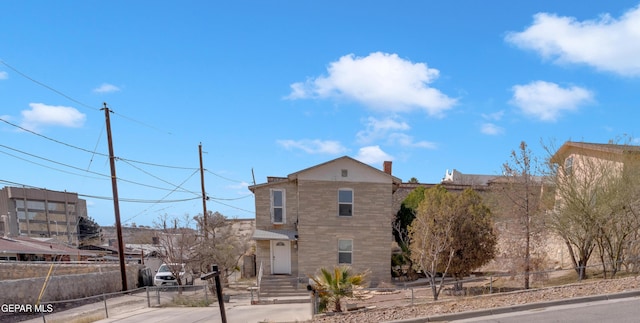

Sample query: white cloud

[356,116,435,149]
[277,139,348,155]
[286,52,456,115]
[354,146,393,165]
[388,133,437,149]
[510,81,593,122]
[506,6,640,76]
[20,103,86,131]
[480,123,504,135]
[481,110,504,121]
[93,83,121,93]
[356,116,410,144]
[0,71,7,80]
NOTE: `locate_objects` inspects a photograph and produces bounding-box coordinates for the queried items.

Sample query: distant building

[0,186,87,245]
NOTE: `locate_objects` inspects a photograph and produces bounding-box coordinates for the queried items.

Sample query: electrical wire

[119,159,200,196]
[205,169,248,184]
[0,143,192,192]
[209,199,254,214]
[0,149,108,180]
[208,194,253,201]
[122,169,202,223]
[0,179,200,204]
[79,194,201,203]
[1,59,173,135]
[0,59,100,112]
[0,117,197,170]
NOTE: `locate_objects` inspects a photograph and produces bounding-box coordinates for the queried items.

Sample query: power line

[0,148,108,180]
[0,59,100,112]
[209,199,254,214]
[0,117,197,170]
[79,194,201,203]
[123,169,202,223]
[208,194,253,201]
[0,179,199,204]
[205,169,249,184]
[120,159,201,196]
[1,59,174,135]
[0,143,193,192]
[0,144,109,178]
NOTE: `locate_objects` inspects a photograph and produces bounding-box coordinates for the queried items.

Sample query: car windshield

[158,265,171,273]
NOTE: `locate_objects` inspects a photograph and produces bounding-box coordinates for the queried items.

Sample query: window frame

[564,156,573,176]
[338,239,353,265]
[338,188,354,217]
[270,189,286,224]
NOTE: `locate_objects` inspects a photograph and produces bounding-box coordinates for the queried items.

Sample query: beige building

[551,141,640,178]
[249,156,401,286]
[0,186,87,245]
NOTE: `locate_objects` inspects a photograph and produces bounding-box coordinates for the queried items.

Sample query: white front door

[271,240,291,274]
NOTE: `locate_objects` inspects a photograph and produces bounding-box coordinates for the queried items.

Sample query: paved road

[453,297,640,323]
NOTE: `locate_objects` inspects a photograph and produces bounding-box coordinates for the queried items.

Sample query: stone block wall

[0,263,139,305]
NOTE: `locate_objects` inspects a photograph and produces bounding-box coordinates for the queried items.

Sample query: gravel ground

[311,275,640,322]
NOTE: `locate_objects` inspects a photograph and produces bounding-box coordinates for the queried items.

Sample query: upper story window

[338,189,353,217]
[565,156,574,176]
[271,189,285,224]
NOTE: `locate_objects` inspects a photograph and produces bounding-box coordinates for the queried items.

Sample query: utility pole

[102,103,128,291]
[199,143,208,239]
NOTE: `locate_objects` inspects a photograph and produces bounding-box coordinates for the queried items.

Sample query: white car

[154,263,193,286]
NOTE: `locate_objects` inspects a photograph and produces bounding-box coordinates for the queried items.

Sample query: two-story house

[249,156,401,286]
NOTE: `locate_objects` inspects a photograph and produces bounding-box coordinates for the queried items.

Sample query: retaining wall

[0,263,140,305]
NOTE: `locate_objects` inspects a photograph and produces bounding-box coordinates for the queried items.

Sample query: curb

[387,290,640,322]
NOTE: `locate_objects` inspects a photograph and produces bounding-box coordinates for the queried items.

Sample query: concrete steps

[258,275,310,303]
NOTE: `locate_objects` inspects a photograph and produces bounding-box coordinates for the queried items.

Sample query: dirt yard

[311,274,640,322]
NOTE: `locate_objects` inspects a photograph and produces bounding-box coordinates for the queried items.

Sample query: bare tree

[498,141,549,289]
[544,139,640,279]
[192,211,251,284]
[153,213,198,286]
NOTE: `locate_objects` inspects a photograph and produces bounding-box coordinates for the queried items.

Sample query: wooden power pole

[102,103,128,291]
[199,143,208,239]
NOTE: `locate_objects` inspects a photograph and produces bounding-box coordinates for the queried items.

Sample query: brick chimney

[383,161,392,175]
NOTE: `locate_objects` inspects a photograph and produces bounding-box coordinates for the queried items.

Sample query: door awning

[252,229,298,241]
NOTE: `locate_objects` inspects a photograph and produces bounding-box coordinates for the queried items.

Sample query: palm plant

[309,266,368,312]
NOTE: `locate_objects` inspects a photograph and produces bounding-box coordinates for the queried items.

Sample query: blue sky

[2,1,640,226]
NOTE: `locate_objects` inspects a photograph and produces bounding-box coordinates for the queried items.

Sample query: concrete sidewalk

[95,301,312,323]
[19,291,312,323]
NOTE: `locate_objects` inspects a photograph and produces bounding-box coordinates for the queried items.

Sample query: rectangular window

[338,189,353,216]
[338,239,353,264]
[271,189,285,224]
[565,157,573,175]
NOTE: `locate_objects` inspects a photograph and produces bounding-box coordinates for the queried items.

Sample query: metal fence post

[204,284,208,304]
[103,293,108,318]
[410,288,414,306]
[146,286,150,308]
[490,274,493,294]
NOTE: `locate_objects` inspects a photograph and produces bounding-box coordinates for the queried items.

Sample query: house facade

[550,141,640,177]
[249,156,401,286]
